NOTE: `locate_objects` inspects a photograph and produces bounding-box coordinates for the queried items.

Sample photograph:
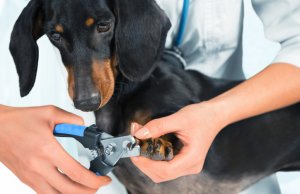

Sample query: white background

[0,0,299,193]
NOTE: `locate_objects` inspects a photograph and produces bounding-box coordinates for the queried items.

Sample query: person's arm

[0,105,111,193]
[131,0,300,183]
[213,63,300,123]
[131,63,300,183]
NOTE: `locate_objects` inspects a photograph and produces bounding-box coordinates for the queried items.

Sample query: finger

[134,115,182,139]
[47,142,111,189]
[35,180,60,194]
[131,146,200,181]
[130,122,143,135]
[131,157,174,182]
[131,156,164,174]
[41,105,85,128]
[168,145,203,175]
[25,173,59,194]
[42,165,97,194]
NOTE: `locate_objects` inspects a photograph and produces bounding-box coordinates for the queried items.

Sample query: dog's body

[95,57,300,194]
[9,0,300,193]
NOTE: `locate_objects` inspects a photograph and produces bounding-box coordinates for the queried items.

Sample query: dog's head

[10,0,171,111]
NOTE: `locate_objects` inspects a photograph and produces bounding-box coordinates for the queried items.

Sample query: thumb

[134,115,180,139]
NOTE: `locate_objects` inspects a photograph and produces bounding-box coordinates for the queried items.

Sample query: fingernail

[134,127,150,138]
[131,123,137,135]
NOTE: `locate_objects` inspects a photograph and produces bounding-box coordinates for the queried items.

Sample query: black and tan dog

[9,0,300,193]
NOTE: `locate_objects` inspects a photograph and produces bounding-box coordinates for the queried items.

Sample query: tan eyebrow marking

[85,17,95,27]
[55,24,64,33]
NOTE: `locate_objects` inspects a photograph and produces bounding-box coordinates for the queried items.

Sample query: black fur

[96,58,300,194]
[10,0,170,102]
[9,0,43,97]
[9,0,300,193]
[114,0,171,81]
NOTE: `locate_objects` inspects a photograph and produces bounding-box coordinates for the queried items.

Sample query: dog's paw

[139,136,174,161]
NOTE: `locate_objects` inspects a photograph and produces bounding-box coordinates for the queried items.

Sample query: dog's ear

[9,0,44,97]
[113,0,171,81]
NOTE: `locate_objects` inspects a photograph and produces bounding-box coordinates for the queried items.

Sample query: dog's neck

[113,73,142,100]
[114,59,242,104]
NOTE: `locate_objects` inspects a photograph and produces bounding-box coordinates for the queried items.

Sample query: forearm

[208,63,300,128]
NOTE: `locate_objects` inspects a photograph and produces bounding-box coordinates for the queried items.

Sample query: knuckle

[190,169,200,175]
[65,187,93,194]
[27,157,39,173]
[30,183,42,194]
[35,188,46,194]
[44,105,57,116]
[158,168,174,181]
[19,173,36,188]
[152,177,162,183]
[39,143,57,160]
[61,188,73,194]
[156,119,166,129]
[45,105,56,111]
[76,116,84,125]
[86,189,97,194]
[149,119,166,133]
[92,180,102,188]
[191,166,203,175]
[60,184,78,194]
[40,146,51,158]
[69,170,82,182]
[18,174,29,185]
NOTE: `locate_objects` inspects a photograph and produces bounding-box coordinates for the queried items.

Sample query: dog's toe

[139,137,174,161]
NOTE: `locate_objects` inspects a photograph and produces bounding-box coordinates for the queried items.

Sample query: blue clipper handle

[54,124,86,137]
[54,123,103,151]
[54,124,114,175]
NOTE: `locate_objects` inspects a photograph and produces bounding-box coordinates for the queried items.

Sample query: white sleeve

[252,0,300,67]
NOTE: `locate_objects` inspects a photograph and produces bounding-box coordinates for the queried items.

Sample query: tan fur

[85,17,95,27]
[92,59,116,108]
[55,24,64,33]
[66,66,75,99]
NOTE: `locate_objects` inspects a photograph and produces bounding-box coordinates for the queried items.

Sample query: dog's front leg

[95,99,123,136]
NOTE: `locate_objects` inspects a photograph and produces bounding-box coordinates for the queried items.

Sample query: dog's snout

[74,96,101,111]
[69,65,103,111]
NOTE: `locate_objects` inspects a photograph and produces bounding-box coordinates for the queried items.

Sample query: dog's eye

[50,32,62,42]
[97,22,111,33]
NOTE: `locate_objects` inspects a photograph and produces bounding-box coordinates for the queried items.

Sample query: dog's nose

[74,96,101,112]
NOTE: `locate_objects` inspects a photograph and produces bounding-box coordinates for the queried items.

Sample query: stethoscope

[164,0,190,68]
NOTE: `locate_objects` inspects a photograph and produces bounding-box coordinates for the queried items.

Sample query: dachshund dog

[9,0,300,193]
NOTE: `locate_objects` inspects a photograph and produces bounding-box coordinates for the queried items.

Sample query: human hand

[0,105,111,194]
[130,102,226,183]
